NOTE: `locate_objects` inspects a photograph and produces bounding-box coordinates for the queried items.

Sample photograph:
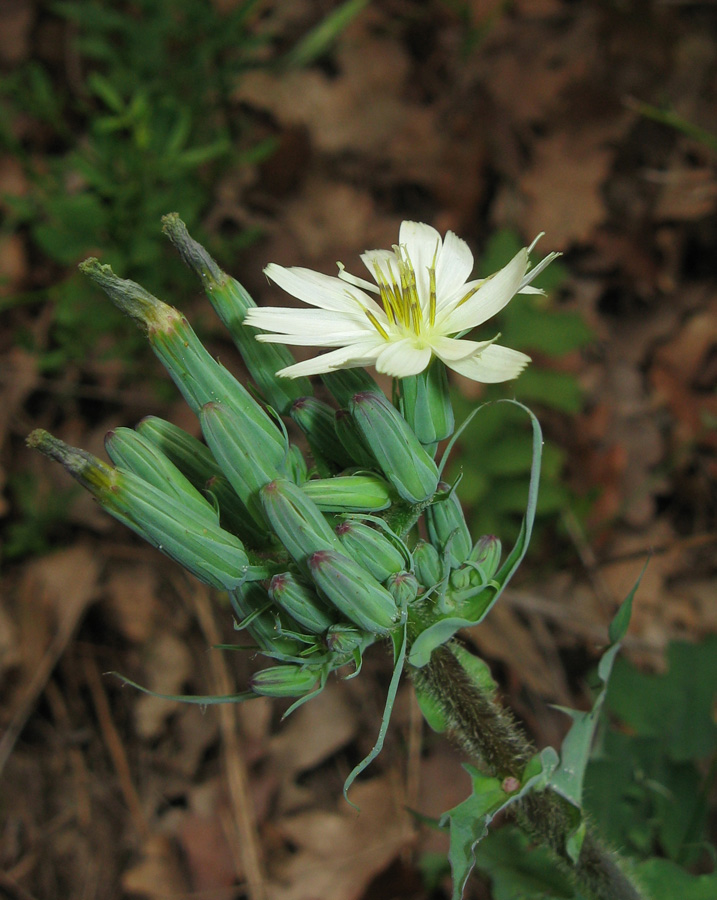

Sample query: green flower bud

[162,213,313,415]
[412,540,442,587]
[325,623,366,655]
[79,258,284,455]
[268,572,336,634]
[336,521,404,581]
[200,401,287,526]
[105,427,218,526]
[399,359,454,448]
[251,664,320,698]
[260,478,343,572]
[469,535,502,582]
[385,571,419,607]
[322,368,382,408]
[27,430,258,592]
[301,475,393,513]
[136,416,261,544]
[290,397,354,471]
[334,409,377,469]
[349,392,439,503]
[308,549,399,635]
[425,482,472,568]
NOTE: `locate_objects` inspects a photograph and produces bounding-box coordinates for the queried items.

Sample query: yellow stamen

[365,309,389,339]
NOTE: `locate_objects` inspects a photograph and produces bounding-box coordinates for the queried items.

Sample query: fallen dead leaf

[133,632,194,740]
[268,778,413,900]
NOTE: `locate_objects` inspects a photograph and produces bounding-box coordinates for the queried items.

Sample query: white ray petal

[431,335,495,362]
[438,248,528,333]
[435,230,474,301]
[446,344,531,383]
[337,262,380,293]
[375,339,433,377]
[264,264,380,314]
[245,306,372,336]
[276,341,383,378]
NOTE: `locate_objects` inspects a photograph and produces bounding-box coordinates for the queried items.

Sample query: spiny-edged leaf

[441,748,559,900]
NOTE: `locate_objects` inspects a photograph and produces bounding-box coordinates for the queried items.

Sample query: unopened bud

[399,359,454,448]
[162,213,312,414]
[336,521,404,581]
[325,624,366,655]
[27,430,257,592]
[105,427,218,526]
[251,664,320,698]
[469,535,502,582]
[425,482,472,568]
[269,572,336,634]
[412,540,442,587]
[200,401,288,526]
[349,392,439,503]
[302,475,393,513]
[385,571,419,607]
[79,258,284,455]
[308,550,399,635]
[260,478,343,572]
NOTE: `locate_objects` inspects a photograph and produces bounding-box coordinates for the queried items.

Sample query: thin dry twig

[185,579,268,900]
[82,653,150,841]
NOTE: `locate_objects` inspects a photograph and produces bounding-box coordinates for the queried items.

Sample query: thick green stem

[410,643,646,900]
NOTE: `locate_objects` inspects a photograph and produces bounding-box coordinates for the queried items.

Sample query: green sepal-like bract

[335,520,405,582]
[349,391,439,503]
[105,426,220,526]
[399,358,454,449]
[135,416,262,544]
[161,213,312,415]
[269,571,337,635]
[26,430,261,593]
[79,258,285,457]
[301,474,393,513]
[308,549,399,635]
[425,482,473,569]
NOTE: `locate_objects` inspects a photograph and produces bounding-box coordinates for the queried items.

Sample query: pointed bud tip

[161,213,224,284]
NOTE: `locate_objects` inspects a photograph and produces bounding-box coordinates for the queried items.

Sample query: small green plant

[0,0,367,372]
[28,217,664,900]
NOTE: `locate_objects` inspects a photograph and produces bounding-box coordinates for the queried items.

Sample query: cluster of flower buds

[28,216,520,712]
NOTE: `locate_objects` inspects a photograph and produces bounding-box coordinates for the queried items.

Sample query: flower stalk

[411,643,646,900]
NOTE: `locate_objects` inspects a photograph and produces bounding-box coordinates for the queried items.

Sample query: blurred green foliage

[447,229,593,543]
[1,0,278,369]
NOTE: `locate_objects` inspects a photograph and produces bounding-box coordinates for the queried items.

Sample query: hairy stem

[410,643,646,900]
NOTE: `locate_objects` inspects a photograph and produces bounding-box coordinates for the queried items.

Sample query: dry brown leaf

[177,780,239,891]
[268,681,357,780]
[519,128,616,248]
[268,778,413,900]
[104,564,162,644]
[134,632,194,739]
[122,834,187,898]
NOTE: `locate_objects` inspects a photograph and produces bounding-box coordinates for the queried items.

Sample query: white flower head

[245,221,559,382]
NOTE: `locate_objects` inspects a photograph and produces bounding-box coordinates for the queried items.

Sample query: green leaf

[442,748,559,900]
[606,636,717,761]
[473,826,578,900]
[635,858,717,900]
